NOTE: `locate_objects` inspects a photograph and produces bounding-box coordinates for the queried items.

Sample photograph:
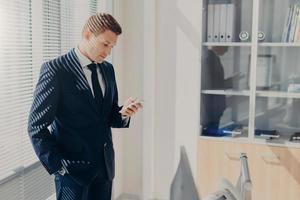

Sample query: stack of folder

[282,4,300,42]
[207,2,236,42]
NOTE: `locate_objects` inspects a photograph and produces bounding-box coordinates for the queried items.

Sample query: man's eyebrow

[105,40,116,46]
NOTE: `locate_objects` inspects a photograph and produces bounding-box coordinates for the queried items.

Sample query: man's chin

[95,59,104,64]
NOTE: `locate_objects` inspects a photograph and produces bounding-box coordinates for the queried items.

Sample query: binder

[207,4,214,42]
[281,5,292,42]
[287,5,296,42]
[294,6,300,42]
[256,55,273,88]
[225,3,234,42]
[286,5,295,42]
[213,4,221,42]
[219,4,227,42]
[289,5,299,42]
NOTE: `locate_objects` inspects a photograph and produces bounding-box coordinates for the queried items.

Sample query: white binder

[207,4,214,42]
[213,4,221,42]
[219,4,227,42]
[225,3,235,42]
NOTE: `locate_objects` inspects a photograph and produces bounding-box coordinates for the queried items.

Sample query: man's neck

[78,42,92,62]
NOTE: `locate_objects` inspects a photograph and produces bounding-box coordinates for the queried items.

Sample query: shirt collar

[74,46,92,68]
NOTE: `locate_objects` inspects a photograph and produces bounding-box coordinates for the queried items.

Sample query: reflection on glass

[257,47,300,92]
[259,0,287,42]
[201,47,250,137]
[202,47,232,90]
[201,94,249,137]
[202,47,250,91]
[259,0,297,43]
[255,97,300,142]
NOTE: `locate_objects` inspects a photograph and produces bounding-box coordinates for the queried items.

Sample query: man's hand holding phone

[119,97,143,118]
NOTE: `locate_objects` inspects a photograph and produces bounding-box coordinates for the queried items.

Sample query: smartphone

[119,99,144,116]
[131,99,144,107]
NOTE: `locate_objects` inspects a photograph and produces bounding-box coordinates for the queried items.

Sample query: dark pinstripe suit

[28,48,129,199]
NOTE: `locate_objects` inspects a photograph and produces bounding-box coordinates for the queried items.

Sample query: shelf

[201,89,250,96]
[256,91,300,99]
[258,43,300,47]
[199,136,300,149]
[199,135,251,143]
[202,42,252,47]
[203,43,300,47]
[254,137,300,149]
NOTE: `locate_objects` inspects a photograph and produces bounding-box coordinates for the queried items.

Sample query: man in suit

[201,47,228,129]
[28,13,142,200]
[201,46,242,130]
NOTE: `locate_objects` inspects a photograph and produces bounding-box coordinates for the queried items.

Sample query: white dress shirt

[74,46,129,122]
[74,46,105,96]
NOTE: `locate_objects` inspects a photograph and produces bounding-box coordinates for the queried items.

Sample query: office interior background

[0,0,200,199]
[1,0,300,199]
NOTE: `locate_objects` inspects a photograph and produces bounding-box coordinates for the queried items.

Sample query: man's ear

[82,29,93,40]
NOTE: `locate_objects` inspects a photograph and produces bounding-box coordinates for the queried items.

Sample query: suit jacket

[28,48,129,184]
[201,49,226,129]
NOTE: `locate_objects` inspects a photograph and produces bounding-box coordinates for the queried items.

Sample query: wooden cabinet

[197,138,300,199]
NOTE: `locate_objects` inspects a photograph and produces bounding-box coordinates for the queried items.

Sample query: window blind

[0,0,33,182]
[0,0,35,199]
[0,0,107,199]
[61,0,99,54]
[43,0,61,62]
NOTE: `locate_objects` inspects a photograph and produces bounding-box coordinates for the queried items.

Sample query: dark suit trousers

[54,173,112,200]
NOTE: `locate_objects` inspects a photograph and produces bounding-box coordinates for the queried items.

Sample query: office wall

[113,0,201,199]
[113,0,144,199]
[155,0,201,199]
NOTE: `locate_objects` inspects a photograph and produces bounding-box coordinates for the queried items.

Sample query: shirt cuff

[122,116,130,126]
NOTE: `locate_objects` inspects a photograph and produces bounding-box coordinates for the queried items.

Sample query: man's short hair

[83,13,122,36]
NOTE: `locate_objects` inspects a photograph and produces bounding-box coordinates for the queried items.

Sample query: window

[0,0,109,199]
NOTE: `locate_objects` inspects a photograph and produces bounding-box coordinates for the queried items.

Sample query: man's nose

[106,48,112,56]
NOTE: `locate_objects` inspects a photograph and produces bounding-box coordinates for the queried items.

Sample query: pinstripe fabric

[54,173,112,200]
[64,50,91,90]
[28,48,129,199]
[28,58,63,174]
[28,48,94,174]
[55,175,87,200]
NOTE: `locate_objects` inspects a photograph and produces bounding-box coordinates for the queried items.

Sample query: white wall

[113,0,201,199]
[113,0,144,199]
[155,0,201,199]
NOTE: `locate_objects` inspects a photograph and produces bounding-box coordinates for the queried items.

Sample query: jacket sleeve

[28,62,63,175]
[109,65,131,128]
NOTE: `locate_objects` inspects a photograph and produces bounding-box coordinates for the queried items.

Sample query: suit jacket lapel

[67,49,100,115]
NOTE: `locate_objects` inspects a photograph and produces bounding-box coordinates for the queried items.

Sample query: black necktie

[87,63,103,112]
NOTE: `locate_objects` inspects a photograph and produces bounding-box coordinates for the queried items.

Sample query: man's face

[85,29,118,63]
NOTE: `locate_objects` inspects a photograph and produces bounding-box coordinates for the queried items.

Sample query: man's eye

[104,43,109,47]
